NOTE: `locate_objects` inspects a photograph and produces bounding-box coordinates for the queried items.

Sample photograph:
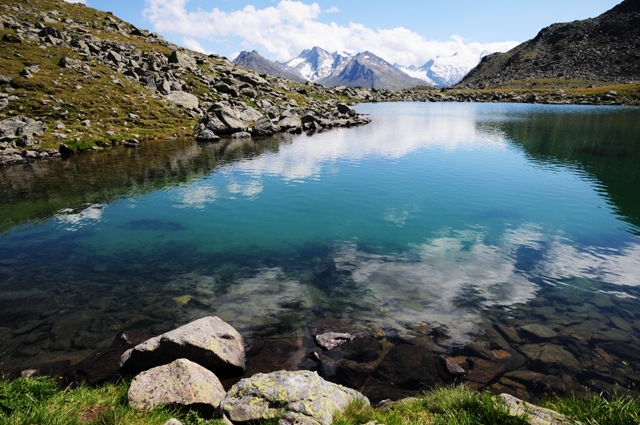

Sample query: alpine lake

[2,102,640,400]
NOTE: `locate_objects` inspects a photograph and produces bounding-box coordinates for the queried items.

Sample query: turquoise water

[1,102,640,369]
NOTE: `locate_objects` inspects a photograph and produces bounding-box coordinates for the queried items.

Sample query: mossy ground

[444,79,640,102]
[2,376,640,425]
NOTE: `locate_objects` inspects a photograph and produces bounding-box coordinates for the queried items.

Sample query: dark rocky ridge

[232,50,307,83]
[458,0,640,89]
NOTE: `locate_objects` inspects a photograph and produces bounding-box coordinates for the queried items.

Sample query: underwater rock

[373,345,456,390]
[221,370,368,425]
[520,324,558,341]
[315,332,355,351]
[520,344,580,374]
[66,329,150,385]
[128,358,225,416]
[120,316,246,378]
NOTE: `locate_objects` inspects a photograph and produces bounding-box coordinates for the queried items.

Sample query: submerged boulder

[128,358,226,416]
[120,316,245,378]
[221,370,369,425]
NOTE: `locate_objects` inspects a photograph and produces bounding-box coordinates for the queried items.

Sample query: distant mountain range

[233,46,481,89]
[394,52,491,88]
[233,51,307,83]
[457,0,640,88]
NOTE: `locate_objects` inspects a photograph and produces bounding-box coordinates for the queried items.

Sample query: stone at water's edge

[120,316,245,378]
[128,358,226,415]
[500,393,572,425]
[221,370,369,425]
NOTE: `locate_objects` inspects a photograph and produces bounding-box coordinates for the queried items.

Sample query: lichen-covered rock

[221,370,369,425]
[500,393,572,425]
[120,316,245,378]
[128,358,226,415]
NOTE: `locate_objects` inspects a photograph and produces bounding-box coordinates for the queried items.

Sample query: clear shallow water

[1,102,640,374]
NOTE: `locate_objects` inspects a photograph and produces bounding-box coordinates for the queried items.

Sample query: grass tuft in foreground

[333,386,529,425]
[541,391,640,425]
[2,376,640,425]
[0,376,223,425]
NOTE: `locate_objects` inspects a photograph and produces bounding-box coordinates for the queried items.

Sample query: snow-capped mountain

[395,51,491,87]
[318,51,425,90]
[235,46,487,89]
[282,47,352,82]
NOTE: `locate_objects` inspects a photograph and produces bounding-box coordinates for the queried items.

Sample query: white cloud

[143,0,518,65]
[325,6,339,13]
[64,0,86,3]
[181,37,208,53]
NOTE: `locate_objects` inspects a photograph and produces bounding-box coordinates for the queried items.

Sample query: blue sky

[67,0,621,66]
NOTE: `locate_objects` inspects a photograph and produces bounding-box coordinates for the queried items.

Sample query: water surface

[1,102,640,386]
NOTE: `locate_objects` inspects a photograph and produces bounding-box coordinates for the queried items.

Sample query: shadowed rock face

[458,0,640,88]
[120,316,246,379]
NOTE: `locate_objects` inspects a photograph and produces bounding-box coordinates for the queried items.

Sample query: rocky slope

[0,0,371,166]
[458,0,640,89]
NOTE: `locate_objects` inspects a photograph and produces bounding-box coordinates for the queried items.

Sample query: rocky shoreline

[8,277,640,405]
[1,0,639,168]
[14,316,574,425]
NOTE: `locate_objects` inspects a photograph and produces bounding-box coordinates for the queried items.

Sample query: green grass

[541,391,640,425]
[333,386,529,425]
[0,376,224,425]
[2,376,640,425]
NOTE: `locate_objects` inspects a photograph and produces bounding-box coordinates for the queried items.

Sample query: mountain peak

[458,0,640,88]
[233,50,306,82]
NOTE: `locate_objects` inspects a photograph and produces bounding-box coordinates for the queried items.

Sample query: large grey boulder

[0,116,46,141]
[278,115,302,131]
[231,69,268,87]
[251,116,279,136]
[169,50,197,70]
[128,358,226,415]
[120,316,246,378]
[165,91,199,110]
[220,370,369,425]
[202,102,263,135]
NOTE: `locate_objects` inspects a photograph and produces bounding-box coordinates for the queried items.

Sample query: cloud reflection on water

[54,205,103,231]
[225,109,510,181]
